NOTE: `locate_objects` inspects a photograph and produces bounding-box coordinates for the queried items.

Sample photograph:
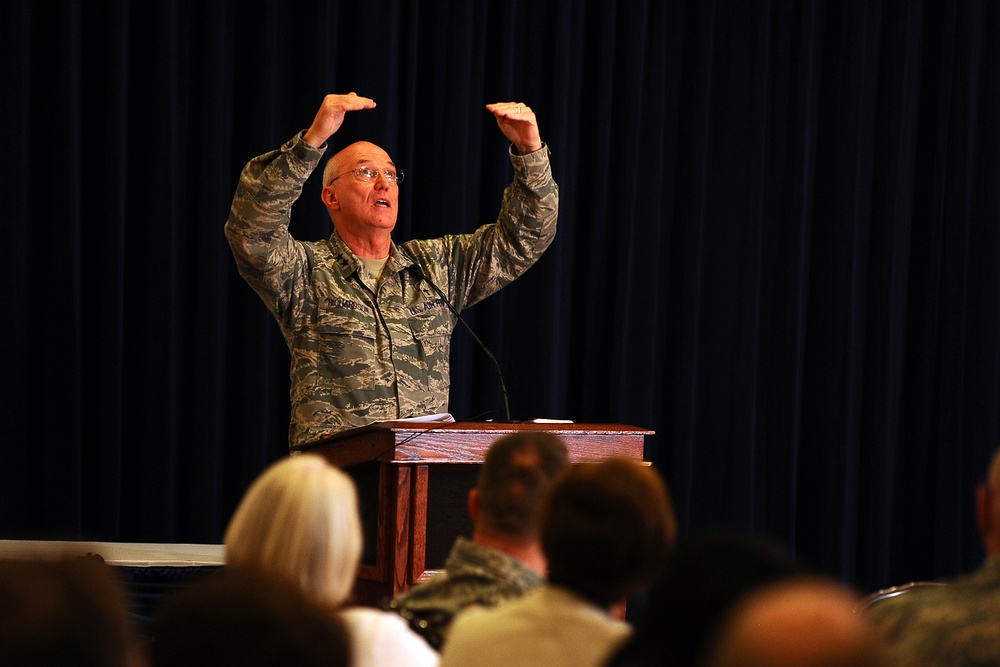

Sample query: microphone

[407,262,514,423]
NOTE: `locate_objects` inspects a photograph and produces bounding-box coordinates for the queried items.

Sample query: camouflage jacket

[387,537,544,650]
[866,556,1000,666]
[225,132,558,448]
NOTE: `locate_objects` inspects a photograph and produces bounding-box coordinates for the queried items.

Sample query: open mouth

[375,199,391,208]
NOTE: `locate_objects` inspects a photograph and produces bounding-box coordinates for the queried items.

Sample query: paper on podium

[376,413,456,424]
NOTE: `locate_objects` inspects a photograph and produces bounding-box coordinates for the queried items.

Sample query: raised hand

[486,102,543,155]
[303,92,377,148]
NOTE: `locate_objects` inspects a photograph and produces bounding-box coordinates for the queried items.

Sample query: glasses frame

[326,166,404,186]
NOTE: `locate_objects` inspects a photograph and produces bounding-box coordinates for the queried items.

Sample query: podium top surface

[294,421,652,468]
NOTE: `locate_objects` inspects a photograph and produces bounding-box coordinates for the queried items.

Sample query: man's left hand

[486,102,543,155]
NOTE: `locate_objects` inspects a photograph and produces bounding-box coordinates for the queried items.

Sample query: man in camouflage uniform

[226,93,558,449]
[866,446,1000,665]
[387,431,570,650]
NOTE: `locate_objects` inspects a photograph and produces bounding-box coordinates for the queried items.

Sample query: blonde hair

[223,455,363,608]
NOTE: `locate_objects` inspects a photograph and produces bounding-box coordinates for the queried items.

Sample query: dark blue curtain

[3,0,999,596]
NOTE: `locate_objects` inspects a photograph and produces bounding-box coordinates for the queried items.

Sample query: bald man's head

[703,578,890,667]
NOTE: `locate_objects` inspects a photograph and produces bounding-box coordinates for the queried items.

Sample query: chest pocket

[311,315,378,392]
[406,299,452,363]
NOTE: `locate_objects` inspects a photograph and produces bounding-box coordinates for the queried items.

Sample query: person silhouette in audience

[605,531,803,667]
[150,566,349,667]
[440,457,677,667]
[866,444,1000,665]
[0,555,145,667]
[702,577,890,667]
[223,454,440,667]
[387,431,570,649]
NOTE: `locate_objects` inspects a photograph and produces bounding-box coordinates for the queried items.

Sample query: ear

[977,484,990,538]
[321,185,340,211]
[468,488,480,524]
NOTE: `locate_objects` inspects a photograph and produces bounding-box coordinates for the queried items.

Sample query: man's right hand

[303,92,377,148]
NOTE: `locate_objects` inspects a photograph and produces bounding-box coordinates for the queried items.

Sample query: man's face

[323,141,400,236]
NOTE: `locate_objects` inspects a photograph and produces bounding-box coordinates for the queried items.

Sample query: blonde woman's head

[224,455,363,608]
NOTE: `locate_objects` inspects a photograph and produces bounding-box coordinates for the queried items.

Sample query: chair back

[860,581,948,611]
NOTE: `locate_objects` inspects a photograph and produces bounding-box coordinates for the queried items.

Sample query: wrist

[302,129,326,149]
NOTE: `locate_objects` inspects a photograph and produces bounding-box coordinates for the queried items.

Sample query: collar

[325,228,417,278]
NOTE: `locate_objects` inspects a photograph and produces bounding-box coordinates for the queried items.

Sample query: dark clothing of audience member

[606,531,802,667]
[150,566,350,667]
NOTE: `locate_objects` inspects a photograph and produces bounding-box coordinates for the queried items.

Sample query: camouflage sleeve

[403,143,559,311]
[224,132,327,322]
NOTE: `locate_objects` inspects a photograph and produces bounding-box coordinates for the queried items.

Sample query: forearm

[225,133,324,266]
[507,143,558,222]
[431,145,558,309]
[495,143,559,261]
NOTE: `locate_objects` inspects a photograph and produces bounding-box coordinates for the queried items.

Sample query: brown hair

[542,458,677,607]
[476,432,571,540]
[0,556,138,667]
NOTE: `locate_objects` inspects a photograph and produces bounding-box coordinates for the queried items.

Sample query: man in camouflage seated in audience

[388,432,569,649]
[866,445,1000,665]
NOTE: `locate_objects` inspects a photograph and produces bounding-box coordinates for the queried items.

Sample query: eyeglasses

[327,166,404,186]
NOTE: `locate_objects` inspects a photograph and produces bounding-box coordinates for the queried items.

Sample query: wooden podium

[293,421,653,607]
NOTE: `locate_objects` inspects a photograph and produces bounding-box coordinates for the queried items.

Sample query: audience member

[224,454,440,667]
[440,457,677,667]
[606,531,802,667]
[866,445,1000,665]
[388,431,570,649]
[150,566,349,667]
[702,577,890,667]
[0,555,145,667]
